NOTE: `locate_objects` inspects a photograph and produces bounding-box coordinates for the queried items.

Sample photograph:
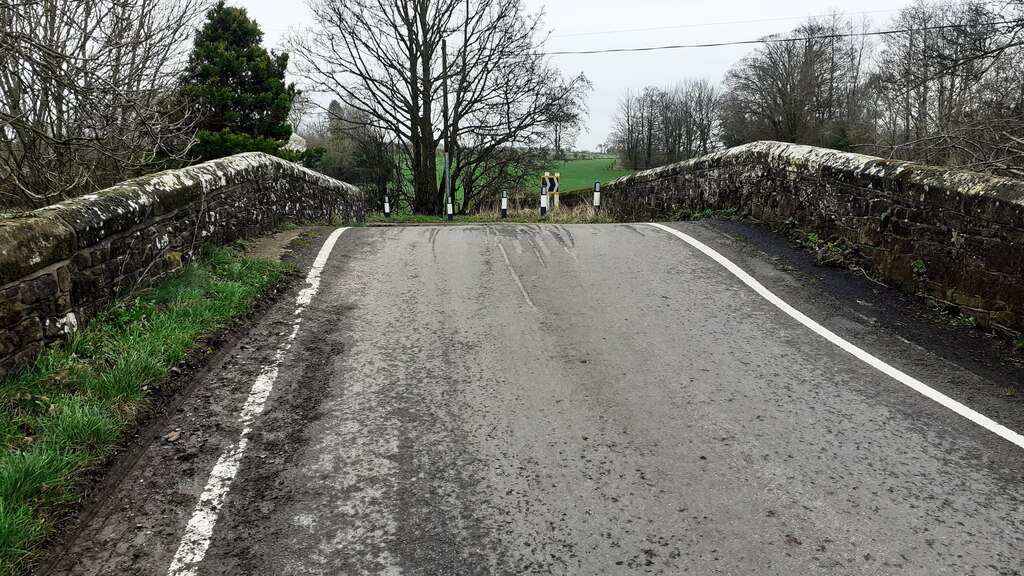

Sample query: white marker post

[384,194,391,219]
[501,190,508,219]
[540,172,550,218]
[593,181,601,213]
[447,195,454,222]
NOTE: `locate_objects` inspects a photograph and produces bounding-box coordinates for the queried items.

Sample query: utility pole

[442,39,453,221]
[460,0,469,214]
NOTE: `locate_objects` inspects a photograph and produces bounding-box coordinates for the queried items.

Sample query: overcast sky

[233,0,916,150]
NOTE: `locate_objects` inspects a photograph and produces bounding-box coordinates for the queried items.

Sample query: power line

[545,18,1024,56]
[549,8,909,38]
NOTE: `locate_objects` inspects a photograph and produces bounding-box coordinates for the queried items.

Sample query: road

[46,223,1024,575]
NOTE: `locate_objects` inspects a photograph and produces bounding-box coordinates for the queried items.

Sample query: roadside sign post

[540,172,559,218]
[501,190,508,219]
[593,182,601,212]
[384,194,391,219]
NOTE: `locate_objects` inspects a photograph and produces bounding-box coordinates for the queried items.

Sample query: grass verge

[367,205,614,225]
[0,245,288,574]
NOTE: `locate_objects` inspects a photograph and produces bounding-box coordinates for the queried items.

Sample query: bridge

[3,143,1024,574]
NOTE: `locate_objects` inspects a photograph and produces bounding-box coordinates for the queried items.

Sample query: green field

[546,156,637,192]
[383,155,636,212]
[429,155,635,194]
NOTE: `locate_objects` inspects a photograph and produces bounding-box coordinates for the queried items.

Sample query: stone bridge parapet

[605,141,1024,335]
[0,153,363,375]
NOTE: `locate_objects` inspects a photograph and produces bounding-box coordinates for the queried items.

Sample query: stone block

[0,214,77,285]
[7,341,44,369]
[983,243,1024,276]
[20,273,59,306]
[911,224,951,244]
[90,245,111,267]
[0,316,43,357]
[857,226,884,246]
[991,310,1021,331]
[887,219,914,239]
[34,186,159,247]
[71,272,99,304]
[0,296,28,329]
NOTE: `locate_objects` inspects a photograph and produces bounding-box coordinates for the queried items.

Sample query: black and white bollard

[500,190,508,219]
[540,190,548,218]
[593,181,601,213]
[384,194,391,219]
[447,195,454,222]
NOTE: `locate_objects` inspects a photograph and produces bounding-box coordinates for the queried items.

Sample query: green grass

[951,314,978,328]
[429,154,634,195]
[689,207,745,221]
[547,157,637,193]
[367,213,457,224]
[927,298,950,314]
[0,245,288,574]
[379,155,636,216]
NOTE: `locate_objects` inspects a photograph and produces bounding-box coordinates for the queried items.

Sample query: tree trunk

[412,30,439,214]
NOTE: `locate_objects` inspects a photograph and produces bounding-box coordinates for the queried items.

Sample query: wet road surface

[47,223,1024,575]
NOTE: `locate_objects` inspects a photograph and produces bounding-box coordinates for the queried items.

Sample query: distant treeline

[609,1,1024,178]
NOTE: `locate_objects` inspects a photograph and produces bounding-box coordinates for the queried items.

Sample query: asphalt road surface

[46,223,1024,576]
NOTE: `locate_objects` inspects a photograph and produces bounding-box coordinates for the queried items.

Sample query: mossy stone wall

[0,153,363,375]
[604,141,1024,335]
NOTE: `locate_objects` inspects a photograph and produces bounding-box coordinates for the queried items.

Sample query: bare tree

[610,90,637,168]
[606,2,1024,176]
[610,80,720,169]
[689,79,722,157]
[0,0,208,211]
[719,13,873,149]
[288,91,315,137]
[720,35,815,145]
[305,100,400,208]
[548,76,593,159]
[868,0,1024,174]
[289,0,589,214]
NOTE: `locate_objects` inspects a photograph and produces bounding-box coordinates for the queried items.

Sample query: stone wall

[604,141,1024,335]
[0,152,363,375]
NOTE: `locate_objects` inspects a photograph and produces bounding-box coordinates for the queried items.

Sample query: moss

[605,141,1024,224]
[0,217,77,286]
[34,189,159,247]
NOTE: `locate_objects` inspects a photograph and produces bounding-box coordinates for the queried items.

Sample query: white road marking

[648,222,1024,451]
[167,227,349,576]
[496,239,536,310]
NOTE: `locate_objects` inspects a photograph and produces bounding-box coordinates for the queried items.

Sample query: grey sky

[233,0,915,150]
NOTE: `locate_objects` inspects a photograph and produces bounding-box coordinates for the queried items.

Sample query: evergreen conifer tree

[182,1,296,160]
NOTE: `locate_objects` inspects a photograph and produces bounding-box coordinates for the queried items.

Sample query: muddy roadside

[34,225,337,576]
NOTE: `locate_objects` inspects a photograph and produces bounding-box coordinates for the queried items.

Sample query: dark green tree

[182,1,296,160]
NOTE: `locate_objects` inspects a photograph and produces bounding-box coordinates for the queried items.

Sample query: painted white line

[496,238,536,310]
[647,222,1024,451]
[168,227,349,576]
